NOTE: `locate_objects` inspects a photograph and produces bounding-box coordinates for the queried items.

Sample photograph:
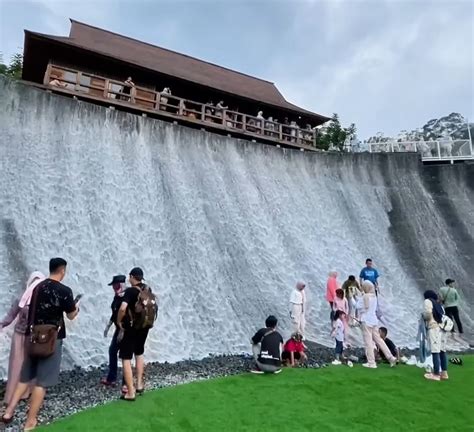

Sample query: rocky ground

[0,342,471,431]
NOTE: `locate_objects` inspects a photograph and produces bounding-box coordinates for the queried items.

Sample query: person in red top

[282,332,307,367]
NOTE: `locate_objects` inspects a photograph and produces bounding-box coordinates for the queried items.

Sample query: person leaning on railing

[49,75,67,88]
[120,77,135,101]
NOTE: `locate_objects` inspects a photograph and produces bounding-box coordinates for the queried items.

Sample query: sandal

[136,388,145,395]
[1,414,14,424]
[24,422,38,431]
[120,395,136,402]
[121,385,128,395]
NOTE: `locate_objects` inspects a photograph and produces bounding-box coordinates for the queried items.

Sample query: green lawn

[40,358,474,432]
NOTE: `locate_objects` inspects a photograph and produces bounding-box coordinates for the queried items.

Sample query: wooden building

[22,20,330,150]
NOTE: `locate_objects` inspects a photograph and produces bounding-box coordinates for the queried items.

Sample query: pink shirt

[333,297,349,315]
[326,277,338,303]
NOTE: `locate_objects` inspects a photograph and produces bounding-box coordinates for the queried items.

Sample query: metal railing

[368,139,473,162]
[44,64,317,149]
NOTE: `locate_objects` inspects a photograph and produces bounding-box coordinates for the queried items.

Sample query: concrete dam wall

[0,78,472,377]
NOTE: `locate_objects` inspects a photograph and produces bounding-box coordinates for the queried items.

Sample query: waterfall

[0,77,472,377]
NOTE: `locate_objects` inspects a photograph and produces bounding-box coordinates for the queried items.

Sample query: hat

[129,267,144,281]
[445,278,455,285]
[108,275,126,286]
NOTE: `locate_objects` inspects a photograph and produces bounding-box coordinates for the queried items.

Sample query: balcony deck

[39,64,318,152]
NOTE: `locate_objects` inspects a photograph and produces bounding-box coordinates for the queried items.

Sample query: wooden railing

[44,64,317,149]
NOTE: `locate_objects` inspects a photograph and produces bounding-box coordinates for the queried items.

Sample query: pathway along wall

[0,77,472,377]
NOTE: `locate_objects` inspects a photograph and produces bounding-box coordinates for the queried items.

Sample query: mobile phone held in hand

[74,294,83,304]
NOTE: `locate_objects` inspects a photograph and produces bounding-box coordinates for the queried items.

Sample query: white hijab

[19,271,46,308]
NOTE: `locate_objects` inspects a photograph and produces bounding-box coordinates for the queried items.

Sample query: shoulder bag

[25,282,59,358]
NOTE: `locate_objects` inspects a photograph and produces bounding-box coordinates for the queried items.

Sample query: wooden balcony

[42,64,318,151]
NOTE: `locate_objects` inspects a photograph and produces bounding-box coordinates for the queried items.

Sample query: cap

[445,278,455,285]
[108,275,126,286]
[129,267,144,281]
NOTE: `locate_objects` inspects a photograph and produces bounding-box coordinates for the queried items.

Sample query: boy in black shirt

[251,315,283,374]
[101,275,126,386]
[378,327,399,362]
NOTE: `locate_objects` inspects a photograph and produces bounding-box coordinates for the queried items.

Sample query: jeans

[335,340,343,355]
[432,351,447,375]
[445,306,463,333]
[107,328,121,383]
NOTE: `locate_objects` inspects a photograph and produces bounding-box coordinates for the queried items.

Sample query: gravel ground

[0,341,470,431]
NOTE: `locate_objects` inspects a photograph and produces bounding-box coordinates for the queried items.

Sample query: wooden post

[201,104,206,121]
[223,110,227,126]
[242,114,246,131]
[104,79,109,99]
[279,124,283,141]
[75,71,82,92]
[43,63,52,85]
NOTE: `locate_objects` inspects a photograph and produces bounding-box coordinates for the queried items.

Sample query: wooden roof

[23,20,329,124]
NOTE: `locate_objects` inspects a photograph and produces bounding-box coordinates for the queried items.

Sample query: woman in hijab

[423,290,448,381]
[289,281,306,335]
[326,271,339,320]
[358,280,397,368]
[0,271,45,405]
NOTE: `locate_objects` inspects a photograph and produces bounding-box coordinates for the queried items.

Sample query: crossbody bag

[26,281,60,358]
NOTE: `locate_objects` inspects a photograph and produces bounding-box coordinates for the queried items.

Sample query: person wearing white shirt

[289,281,306,335]
[358,280,396,369]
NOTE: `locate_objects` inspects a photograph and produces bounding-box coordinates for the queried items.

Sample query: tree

[316,113,357,151]
[0,51,23,80]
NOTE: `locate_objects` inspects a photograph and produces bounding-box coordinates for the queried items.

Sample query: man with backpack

[117,267,158,401]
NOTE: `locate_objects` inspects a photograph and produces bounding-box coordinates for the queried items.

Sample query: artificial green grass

[41,358,474,432]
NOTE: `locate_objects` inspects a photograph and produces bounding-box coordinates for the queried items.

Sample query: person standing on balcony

[159,87,171,111]
[215,101,228,121]
[120,77,135,102]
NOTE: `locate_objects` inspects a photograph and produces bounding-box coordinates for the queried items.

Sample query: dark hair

[424,290,443,323]
[336,288,344,298]
[49,257,67,274]
[265,315,278,328]
[366,258,372,264]
[334,310,344,320]
[379,326,388,337]
[348,275,356,281]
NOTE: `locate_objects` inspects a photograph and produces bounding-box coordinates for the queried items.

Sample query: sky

[0,0,473,139]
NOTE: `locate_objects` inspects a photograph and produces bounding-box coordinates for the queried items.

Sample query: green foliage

[40,357,474,431]
[0,51,23,80]
[317,113,357,151]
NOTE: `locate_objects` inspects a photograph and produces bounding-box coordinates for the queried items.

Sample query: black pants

[445,306,463,334]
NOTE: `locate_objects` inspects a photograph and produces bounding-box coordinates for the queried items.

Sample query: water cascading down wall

[0,77,473,377]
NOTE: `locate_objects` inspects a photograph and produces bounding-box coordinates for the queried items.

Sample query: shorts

[119,328,149,360]
[282,351,302,361]
[20,339,63,388]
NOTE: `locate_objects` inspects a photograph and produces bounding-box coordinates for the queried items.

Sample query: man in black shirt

[378,327,399,362]
[101,275,126,386]
[117,267,150,400]
[251,315,283,374]
[2,258,79,430]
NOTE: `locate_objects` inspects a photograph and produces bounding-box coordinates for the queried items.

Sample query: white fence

[368,139,473,162]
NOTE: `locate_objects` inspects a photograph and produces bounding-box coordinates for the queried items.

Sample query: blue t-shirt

[359,267,379,284]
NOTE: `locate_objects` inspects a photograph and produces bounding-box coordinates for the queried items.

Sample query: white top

[334,318,344,342]
[290,289,303,305]
[360,295,378,327]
